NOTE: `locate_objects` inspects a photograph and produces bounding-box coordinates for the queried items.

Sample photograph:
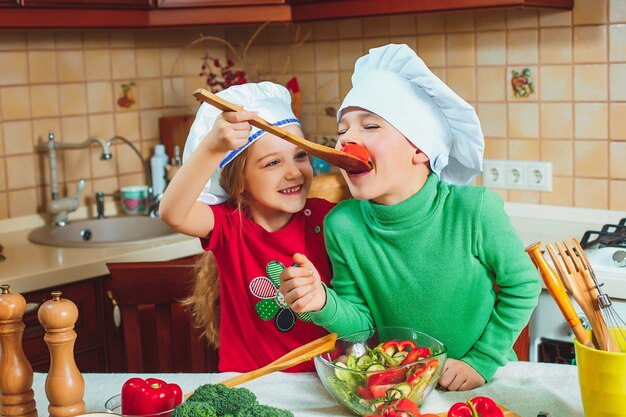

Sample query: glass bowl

[105,394,178,417]
[314,326,447,416]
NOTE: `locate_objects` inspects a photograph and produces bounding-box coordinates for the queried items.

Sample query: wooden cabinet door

[289,0,573,21]
[158,0,283,7]
[0,0,20,6]
[22,0,153,8]
[22,278,106,372]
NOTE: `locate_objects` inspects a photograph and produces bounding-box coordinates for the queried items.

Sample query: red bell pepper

[121,377,183,417]
[381,340,420,356]
[367,367,407,388]
[447,396,504,417]
[400,347,431,365]
[407,359,438,386]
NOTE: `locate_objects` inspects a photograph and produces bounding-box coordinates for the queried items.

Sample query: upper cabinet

[157,0,284,8]
[288,0,573,22]
[21,0,154,8]
[0,0,573,27]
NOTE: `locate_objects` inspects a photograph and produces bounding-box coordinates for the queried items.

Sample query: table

[31,362,584,417]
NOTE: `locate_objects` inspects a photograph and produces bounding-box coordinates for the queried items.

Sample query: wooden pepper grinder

[0,285,37,417]
[37,292,84,417]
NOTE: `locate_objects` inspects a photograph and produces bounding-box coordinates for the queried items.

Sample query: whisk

[572,240,626,353]
[574,239,626,352]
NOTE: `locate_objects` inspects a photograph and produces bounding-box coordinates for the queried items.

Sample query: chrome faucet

[38,132,162,224]
[37,131,111,226]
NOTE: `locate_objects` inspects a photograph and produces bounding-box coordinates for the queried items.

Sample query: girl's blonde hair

[182,147,250,348]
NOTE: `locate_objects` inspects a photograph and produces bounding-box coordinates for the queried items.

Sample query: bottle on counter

[150,144,169,196]
[166,145,182,183]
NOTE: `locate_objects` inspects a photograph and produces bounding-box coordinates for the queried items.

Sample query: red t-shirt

[203,198,335,372]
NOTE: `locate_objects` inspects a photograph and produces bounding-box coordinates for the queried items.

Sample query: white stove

[528,219,626,363]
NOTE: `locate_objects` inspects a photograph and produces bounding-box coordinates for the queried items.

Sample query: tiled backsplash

[0,0,625,219]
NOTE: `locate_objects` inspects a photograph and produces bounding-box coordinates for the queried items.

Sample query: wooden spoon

[185,332,337,397]
[525,242,593,347]
[193,88,372,173]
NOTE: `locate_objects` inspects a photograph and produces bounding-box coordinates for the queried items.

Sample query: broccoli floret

[236,404,294,417]
[187,384,257,416]
[171,401,218,417]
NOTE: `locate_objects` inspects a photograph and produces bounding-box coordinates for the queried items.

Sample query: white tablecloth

[31,362,583,417]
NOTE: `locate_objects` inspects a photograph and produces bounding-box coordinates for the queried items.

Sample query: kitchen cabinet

[22,277,107,373]
[0,0,572,27]
[22,0,153,8]
[157,0,284,8]
[289,0,573,21]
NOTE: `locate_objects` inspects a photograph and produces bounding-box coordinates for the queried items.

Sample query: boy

[279,44,541,391]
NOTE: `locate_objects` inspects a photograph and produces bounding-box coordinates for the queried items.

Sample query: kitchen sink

[28,216,180,248]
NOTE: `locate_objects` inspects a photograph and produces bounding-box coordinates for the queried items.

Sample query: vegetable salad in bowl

[314,327,447,416]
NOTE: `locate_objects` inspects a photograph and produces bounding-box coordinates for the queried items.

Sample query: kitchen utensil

[574,330,626,417]
[193,88,372,173]
[545,242,604,350]
[185,333,337,397]
[549,240,615,351]
[38,291,85,417]
[571,239,626,352]
[525,242,594,347]
[0,285,37,417]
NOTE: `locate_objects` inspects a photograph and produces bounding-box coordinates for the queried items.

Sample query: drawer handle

[107,290,122,328]
[25,302,41,314]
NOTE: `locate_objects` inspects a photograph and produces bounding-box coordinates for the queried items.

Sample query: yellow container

[574,329,626,417]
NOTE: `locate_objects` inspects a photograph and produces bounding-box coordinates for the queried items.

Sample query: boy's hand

[279,253,327,313]
[438,358,486,391]
[203,111,256,154]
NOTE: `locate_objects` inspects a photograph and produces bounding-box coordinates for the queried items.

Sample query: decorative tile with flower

[511,68,534,98]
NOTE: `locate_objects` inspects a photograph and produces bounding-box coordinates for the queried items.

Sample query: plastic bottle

[150,144,169,196]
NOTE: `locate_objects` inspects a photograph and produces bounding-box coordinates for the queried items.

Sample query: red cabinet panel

[157,0,283,8]
[22,0,153,8]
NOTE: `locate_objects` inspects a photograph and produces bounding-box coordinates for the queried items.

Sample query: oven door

[529,290,585,363]
[530,288,626,362]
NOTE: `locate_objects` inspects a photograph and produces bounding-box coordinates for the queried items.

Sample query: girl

[159,82,334,372]
[279,44,541,390]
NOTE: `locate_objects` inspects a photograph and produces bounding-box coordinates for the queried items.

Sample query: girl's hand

[203,111,256,154]
[438,358,486,391]
[279,253,327,313]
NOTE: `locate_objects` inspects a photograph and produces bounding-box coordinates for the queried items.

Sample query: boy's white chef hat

[338,43,484,185]
[183,82,301,205]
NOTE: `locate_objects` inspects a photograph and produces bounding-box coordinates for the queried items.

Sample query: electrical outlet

[527,161,553,192]
[506,161,527,189]
[483,160,507,188]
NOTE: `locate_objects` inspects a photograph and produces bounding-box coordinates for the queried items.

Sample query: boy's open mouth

[278,184,303,194]
[346,169,371,179]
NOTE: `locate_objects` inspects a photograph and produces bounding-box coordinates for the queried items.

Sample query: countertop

[0,204,203,294]
[31,362,583,417]
[1,201,625,296]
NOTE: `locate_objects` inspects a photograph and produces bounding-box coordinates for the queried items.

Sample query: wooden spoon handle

[525,242,593,347]
[219,333,337,388]
[193,88,371,173]
[184,333,337,397]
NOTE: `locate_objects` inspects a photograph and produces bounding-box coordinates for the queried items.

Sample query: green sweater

[310,174,541,381]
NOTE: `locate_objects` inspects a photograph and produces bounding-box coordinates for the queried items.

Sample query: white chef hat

[338,43,484,185]
[183,82,301,205]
